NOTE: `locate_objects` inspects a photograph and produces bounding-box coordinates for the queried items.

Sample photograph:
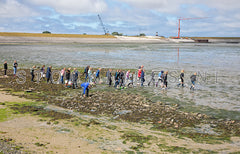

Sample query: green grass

[176,132,231,144]
[121,130,156,151]
[157,144,191,153]
[0,109,9,122]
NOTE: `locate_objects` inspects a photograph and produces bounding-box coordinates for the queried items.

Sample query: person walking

[119,70,125,88]
[72,68,79,89]
[60,68,66,84]
[84,65,89,82]
[141,68,145,87]
[127,71,135,87]
[190,72,197,90]
[163,71,168,89]
[30,65,36,82]
[40,65,45,81]
[88,67,92,83]
[178,70,185,87]
[46,66,52,83]
[126,70,130,81]
[95,68,101,83]
[156,71,164,87]
[13,60,18,76]
[107,69,112,87]
[148,70,155,86]
[66,68,71,85]
[3,61,7,76]
[114,70,120,88]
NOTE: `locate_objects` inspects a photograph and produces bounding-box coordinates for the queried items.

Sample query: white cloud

[201,0,240,11]
[0,0,37,17]
[28,0,107,14]
[118,0,190,14]
[118,0,240,15]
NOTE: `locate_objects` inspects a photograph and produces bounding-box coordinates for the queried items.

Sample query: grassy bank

[0,32,116,38]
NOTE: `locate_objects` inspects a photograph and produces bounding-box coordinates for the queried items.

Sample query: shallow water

[0,43,239,116]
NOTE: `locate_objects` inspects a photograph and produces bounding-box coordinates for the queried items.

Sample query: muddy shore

[0,68,240,153]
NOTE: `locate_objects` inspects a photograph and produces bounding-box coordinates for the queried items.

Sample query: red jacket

[138,69,141,78]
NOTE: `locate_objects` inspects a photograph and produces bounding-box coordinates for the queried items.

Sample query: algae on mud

[1,68,240,153]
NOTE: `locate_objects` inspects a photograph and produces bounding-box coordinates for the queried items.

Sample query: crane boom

[98,14,108,35]
[176,17,209,38]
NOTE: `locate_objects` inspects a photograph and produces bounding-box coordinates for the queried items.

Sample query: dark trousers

[31,73,35,82]
[141,78,145,87]
[85,74,88,82]
[72,80,78,89]
[109,79,112,86]
[164,81,168,87]
[148,78,155,86]
[47,77,51,83]
[4,69,7,75]
[83,88,89,97]
[114,80,119,88]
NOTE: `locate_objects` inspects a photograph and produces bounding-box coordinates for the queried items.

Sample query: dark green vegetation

[10,104,73,121]
[121,131,155,151]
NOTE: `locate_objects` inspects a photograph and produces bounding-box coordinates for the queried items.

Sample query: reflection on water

[0,43,239,114]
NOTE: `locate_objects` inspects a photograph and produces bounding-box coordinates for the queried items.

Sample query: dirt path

[0,90,30,103]
[0,116,105,153]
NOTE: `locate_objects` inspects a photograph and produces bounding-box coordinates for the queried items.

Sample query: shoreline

[1,32,240,44]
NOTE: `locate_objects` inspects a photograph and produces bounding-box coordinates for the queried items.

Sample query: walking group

[2,61,198,97]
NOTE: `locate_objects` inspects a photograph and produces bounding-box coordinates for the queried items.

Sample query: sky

[0,0,240,37]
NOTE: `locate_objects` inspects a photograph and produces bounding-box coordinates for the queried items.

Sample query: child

[40,65,45,81]
[177,70,184,87]
[163,71,168,89]
[156,71,164,87]
[190,72,197,90]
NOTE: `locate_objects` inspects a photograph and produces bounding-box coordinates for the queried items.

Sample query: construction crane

[176,17,208,39]
[97,14,109,35]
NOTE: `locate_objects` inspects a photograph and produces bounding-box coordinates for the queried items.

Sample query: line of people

[2,61,197,93]
[106,67,197,90]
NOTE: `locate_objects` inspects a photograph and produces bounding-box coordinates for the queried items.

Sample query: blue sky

[0,0,240,37]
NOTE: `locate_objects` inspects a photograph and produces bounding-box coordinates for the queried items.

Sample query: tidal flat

[0,42,240,153]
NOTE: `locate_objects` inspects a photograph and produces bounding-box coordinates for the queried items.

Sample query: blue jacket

[81,82,90,94]
[46,67,51,78]
[96,69,100,77]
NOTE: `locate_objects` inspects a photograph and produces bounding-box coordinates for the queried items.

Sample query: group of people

[3,61,198,97]
[104,65,197,90]
[38,65,95,97]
